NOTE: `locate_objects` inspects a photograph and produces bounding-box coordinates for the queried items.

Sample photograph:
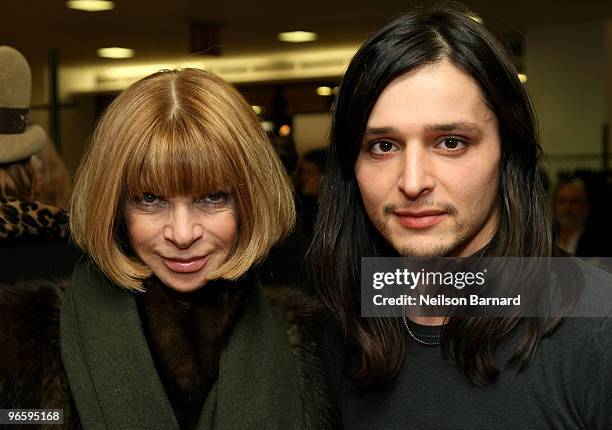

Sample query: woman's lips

[162,256,207,273]
[394,211,446,229]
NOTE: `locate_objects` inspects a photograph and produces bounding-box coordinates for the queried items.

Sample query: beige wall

[525,20,609,183]
[292,113,330,156]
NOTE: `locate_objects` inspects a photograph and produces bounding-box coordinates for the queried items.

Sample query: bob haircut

[70,68,295,291]
[310,5,574,386]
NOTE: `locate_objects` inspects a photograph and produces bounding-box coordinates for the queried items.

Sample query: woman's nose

[163,205,203,249]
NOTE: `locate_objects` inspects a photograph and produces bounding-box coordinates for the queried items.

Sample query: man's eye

[438,137,466,151]
[369,140,398,154]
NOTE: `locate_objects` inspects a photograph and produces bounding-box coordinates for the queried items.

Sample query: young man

[311,6,612,429]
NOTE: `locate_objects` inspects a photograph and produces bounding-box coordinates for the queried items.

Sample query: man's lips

[162,255,208,274]
[393,209,447,229]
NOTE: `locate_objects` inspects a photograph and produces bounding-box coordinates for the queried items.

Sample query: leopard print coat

[0,198,80,284]
[0,198,69,241]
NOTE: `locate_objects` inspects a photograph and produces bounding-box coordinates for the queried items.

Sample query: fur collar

[0,198,68,241]
[136,277,247,429]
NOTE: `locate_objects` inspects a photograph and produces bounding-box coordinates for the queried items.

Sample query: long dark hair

[309,5,572,386]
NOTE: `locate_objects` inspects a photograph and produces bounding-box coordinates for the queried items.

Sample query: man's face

[554,183,590,229]
[299,160,322,197]
[355,60,501,257]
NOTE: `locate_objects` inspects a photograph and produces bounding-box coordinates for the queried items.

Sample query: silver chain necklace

[402,315,441,346]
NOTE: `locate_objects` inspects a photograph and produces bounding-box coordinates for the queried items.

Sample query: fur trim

[265,287,341,428]
[136,277,247,429]
[0,279,78,429]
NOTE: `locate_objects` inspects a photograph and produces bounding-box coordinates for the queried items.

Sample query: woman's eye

[369,140,398,155]
[438,137,466,151]
[206,193,224,203]
[139,193,160,205]
[196,192,229,206]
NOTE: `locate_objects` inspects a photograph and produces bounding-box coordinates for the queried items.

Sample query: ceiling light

[261,121,274,132]
[316,86,332,96]
[518,74,528,83]
[97,47,135,59]
[66,0,115,12]
[278,31,318,43]
[251,105,263,115]
[279,125,291,136]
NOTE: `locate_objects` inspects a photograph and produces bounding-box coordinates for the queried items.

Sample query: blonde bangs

[123,116,241,201]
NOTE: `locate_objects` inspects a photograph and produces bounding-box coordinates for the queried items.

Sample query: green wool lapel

[60,262,179,430]
[60,261,303,430]
[211,275,303,429]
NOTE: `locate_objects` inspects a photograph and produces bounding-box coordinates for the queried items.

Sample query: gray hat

[0,46,46,164]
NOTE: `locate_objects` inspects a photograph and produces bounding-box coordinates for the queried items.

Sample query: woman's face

[125,192,238,292]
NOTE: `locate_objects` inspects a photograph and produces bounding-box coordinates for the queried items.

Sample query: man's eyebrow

[363,126,398,137]
[364,122,483,137]
[425,122,481,133]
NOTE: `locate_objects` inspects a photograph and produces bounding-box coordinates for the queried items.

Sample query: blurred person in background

[0,68,336,429]
[32,138,73,209]
[270,132,299,177]
[299,148,327,198]
[0,45,80,283]
[297,148,327,237]
[554,176,610,257]
[260,133,310,288]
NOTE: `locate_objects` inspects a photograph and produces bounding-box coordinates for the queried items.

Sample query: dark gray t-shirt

[325,262,612,429]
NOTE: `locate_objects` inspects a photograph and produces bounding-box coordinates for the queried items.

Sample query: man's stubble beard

[375,203,474,257]
[397,221,469,257]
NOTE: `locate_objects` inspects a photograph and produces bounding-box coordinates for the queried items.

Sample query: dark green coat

[0,262,338,429]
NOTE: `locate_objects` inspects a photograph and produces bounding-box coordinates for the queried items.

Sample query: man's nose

[398,145,435,199]
[164,205,203,249]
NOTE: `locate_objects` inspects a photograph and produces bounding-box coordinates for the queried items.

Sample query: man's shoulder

[543,259,612,362]
[570,259,612,318]
[578,258,612,285]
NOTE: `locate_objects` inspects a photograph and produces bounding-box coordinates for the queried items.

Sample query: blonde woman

[0,69,335,429]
